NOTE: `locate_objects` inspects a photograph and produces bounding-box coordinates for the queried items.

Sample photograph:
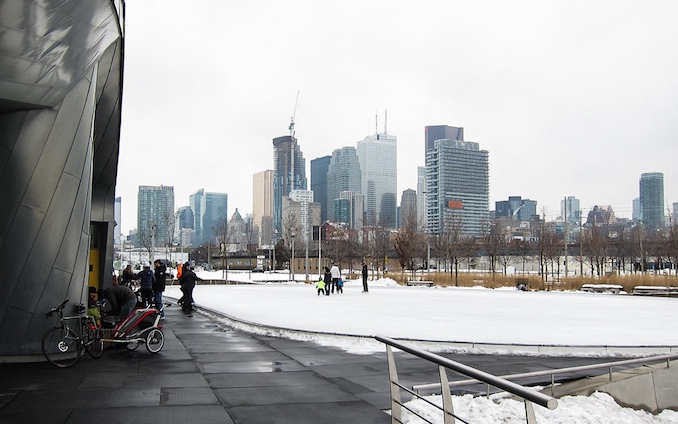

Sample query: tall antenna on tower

[375,111,378,135]
[384,110,388,134]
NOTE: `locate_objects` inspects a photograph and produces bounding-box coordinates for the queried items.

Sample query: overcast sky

[117,0,678,235]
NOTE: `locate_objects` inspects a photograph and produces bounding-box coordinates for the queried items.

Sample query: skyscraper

[639,172,664,229]
[175,206,195,247]
[273,135,307,239]
[327,147,362,222]
[252,170,274,246]
[561,196,581,223]
[425,125,464,153]
[426,139,489,236]
[137,185,175,247]
[417,167,427,230]
[334,191,364,230]
[200,192,228,245]
[114,197,122,247]
[495,196,537,221]
[283,190,321,245]
[399,189,417,228]
[189,189,204,243]
[357,132,397,227]
[310,156,331,223]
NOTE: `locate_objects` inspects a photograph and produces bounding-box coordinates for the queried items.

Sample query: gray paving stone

[214,383,358,406]
[227,401,391,424]
[160,387,220,406]
[199,359,307,374]
[206,370,328,388]
[67,405,235,424]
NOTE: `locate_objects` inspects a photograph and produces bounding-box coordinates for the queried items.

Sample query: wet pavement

[0,305,624,424]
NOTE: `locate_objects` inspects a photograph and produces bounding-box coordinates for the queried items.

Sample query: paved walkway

[0,305,629,424]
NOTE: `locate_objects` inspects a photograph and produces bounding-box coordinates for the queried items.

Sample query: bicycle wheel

[145,328,164,353]
[124,340,141,351]
[42,327,82,368]
[82,322,103,359]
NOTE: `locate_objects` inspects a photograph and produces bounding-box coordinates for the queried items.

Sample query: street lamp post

[290,231,296,282]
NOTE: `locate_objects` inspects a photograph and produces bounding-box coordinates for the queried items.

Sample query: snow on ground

[401,391,678,424]
[166,270,678,354]
[165,270,678,424]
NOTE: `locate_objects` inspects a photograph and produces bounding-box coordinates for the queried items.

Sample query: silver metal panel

[0,0,122,357]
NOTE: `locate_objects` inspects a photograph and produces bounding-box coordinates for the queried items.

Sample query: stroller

[100,304,166,353]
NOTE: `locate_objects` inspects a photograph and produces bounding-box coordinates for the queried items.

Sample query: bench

[580,284,623,294]
[406,281,434,287]
[632,286,678,296]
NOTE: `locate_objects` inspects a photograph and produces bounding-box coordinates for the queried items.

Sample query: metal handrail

[413,352,678,395]
[376,334,557,424]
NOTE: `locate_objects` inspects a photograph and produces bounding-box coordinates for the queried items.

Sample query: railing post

[386,345,402,423]
[525,400,537,423]
[438,366,456,424]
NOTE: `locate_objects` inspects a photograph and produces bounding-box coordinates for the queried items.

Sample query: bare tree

[392,210,426,279]
[483,222,503,281]
[430,213,468,286]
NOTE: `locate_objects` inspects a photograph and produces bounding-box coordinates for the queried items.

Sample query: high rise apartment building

[426,139,489,236]
[252,170,274,246]
[639,172,664,229]
[273,135,307,239]
[310,156,331,223]
[137,185,175,247]
[357,132,397,227]
[327,147,362,222]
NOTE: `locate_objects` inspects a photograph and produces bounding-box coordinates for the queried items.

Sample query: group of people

[101,259,168,321]
[315,262,370,295]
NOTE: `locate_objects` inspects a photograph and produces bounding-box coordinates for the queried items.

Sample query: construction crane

[289,90,299,138]
[289,90,300,193]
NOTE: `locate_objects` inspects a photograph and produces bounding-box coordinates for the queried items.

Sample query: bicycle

[42,299,104,368]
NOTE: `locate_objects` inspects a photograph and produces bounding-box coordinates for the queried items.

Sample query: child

[336,278,344,294]
[316,278,326,296]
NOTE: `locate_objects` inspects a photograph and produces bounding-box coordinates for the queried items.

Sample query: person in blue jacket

[132,261,155,307]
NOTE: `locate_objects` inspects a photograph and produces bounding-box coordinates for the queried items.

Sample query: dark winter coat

[179,269,203,289]
[153,264,167,293]
[101,286,136,314]
[134,268,155,289]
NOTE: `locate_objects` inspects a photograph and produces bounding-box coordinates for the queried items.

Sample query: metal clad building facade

[0,1,124,357]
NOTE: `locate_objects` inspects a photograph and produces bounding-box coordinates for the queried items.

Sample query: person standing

[330,263,340,294]
[179,262,203,313]
[323,267,332,296]
[133,262,155,307]
[153,259,167,317]
[361,262,369,293]
[121,264,135,288]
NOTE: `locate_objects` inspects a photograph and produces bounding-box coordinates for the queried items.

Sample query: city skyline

[117,1,678,234]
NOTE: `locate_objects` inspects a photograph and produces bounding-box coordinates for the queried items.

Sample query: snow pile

[401,391,678,424]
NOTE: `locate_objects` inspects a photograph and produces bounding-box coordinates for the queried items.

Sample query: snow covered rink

[166,273,678,356]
